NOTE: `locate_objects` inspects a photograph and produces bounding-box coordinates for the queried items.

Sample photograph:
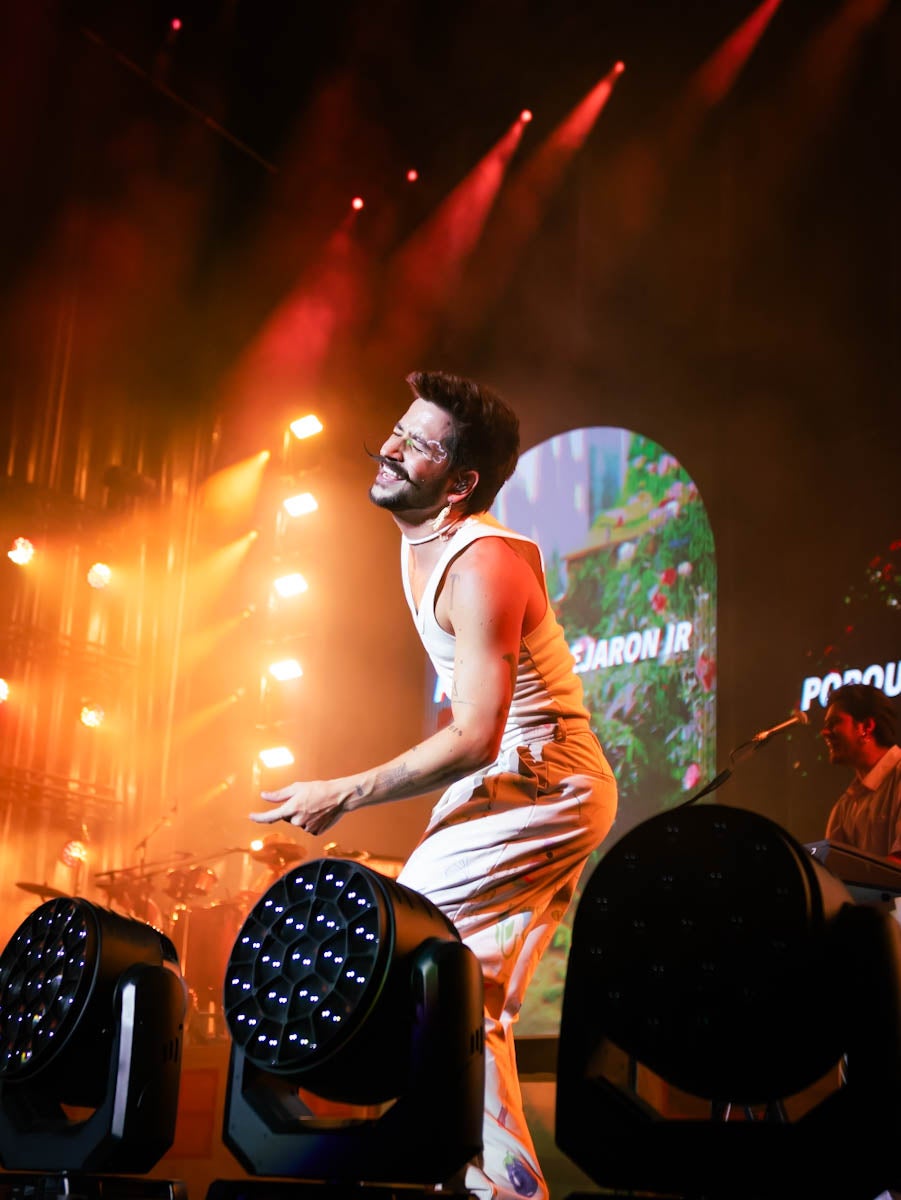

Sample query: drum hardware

[170,900,249,1043]
[163,864,218,902]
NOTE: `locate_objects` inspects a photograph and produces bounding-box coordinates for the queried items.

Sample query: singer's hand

[250,780,346,837]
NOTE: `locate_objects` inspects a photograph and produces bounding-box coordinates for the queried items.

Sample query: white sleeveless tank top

[400,515,591,758]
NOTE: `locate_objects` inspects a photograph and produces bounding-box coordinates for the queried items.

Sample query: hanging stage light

[258,745,294,769]
[7,537,35,566]
[289,415,323,441]
[80,701,106,728]
[217,857,484,1189]
[87,561,113,589]
[556,804,901,1200]
[272,572,308,599]
[282,492,318,518]
[267,657,303,682]
[0,897,187,1175]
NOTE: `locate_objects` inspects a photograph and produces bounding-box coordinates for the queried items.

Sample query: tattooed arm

[250,537,541,836]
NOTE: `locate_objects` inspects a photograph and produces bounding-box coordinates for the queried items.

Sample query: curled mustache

[364,444,410,482]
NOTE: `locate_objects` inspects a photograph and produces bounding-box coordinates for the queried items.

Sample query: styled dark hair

[827,683,898,747]
[406,370,520,514]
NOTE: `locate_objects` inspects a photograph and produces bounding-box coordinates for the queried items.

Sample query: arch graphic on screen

[421,426,717,1031]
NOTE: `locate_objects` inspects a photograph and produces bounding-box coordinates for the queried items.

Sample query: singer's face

[821,705,867,766]
[368,398,455,514]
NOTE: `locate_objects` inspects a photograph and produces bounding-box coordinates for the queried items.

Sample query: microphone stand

[673,730,780,813]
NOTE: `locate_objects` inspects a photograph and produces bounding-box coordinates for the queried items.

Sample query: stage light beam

[448,63,624,339]
[691,0,783,111]
[368,114,525,367]
[201,452,270,523]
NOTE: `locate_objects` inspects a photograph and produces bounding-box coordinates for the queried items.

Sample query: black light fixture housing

[556,805,901,1200]
[218,857,484,1187]
[0,896,187,1175]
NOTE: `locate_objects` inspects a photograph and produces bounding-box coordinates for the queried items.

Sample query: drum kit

[17,836,401,1042]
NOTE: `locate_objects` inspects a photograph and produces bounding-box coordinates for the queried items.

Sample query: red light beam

[450,64,625,339]
[366,116,525,369]
[220,218,370,446]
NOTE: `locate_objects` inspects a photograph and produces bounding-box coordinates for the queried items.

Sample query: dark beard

[366,446,412,510]
[369,482,413,510]
[365,446,450,515]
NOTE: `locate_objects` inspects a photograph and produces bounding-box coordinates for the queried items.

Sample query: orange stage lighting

[0,680,9,704]
[173,692,244,746]
[268,658,303,682]
[289,414,324,441]
[273,572,309,598]
[61,840,89,868]
[201,452,270,521]
[7,537,35,565]
[87,562,112,589]
[80,702,105,729]
[181,611,249,672]
[259,746,295,769]
[195,531,259,585]
[283,492,318,518]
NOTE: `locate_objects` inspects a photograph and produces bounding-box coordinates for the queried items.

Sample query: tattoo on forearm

[451,678,473,707]
[379,763,418,791]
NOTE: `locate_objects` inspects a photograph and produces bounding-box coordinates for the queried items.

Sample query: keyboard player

[821,682,901,863]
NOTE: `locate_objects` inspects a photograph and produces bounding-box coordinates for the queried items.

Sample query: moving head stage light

[218,857,484,1190]
[0,897,187,1176]
[556,805,901,1200]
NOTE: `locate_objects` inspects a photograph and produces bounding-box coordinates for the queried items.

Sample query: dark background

[1,0,898,866]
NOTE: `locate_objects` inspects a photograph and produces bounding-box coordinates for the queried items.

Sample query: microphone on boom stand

[677,708,811,810]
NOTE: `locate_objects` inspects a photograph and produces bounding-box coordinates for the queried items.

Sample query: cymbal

[321,844,403,878]
[17,881,68,900]
[251,841,307,867]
